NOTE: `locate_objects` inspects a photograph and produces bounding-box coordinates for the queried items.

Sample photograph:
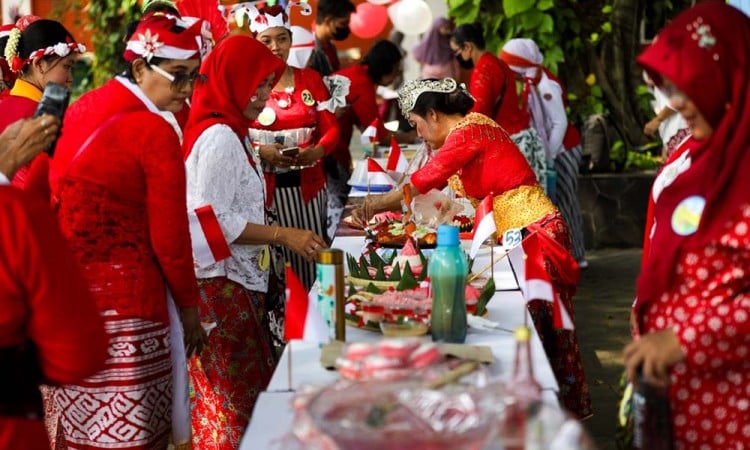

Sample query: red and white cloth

[469,194,496,258]
[366,158,395,186]
[187,205,232,269]
[360,117,381,145]
[285,266,329,343]
[508,231,575,330]
[386,136,408,173]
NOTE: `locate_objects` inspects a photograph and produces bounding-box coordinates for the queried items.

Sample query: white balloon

[388,0,432,35]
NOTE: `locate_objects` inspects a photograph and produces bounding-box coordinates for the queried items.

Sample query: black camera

[33,82,70,157]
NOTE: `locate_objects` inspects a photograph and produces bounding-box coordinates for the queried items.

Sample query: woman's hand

[0,115,60,178]
[295,145,324,167]
[259,143,295,168]
[351,195,383,227]
[179,305,207,358]
[623,328,685,388]
[643,118,661,138]
[278,228,328,262]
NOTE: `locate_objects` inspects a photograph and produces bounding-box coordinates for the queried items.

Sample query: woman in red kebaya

[0,115,107,450]
[248,3,340,292]
[355,78,592,419]
[48,14,207,449]
[450,22,547,189]
[0,18,84,202]
[327,39,406,237]
[625,3,750,448]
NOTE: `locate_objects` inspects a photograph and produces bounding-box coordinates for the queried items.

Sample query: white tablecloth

[240,236,559,449]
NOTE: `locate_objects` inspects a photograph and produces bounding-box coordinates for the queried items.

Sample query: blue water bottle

[429,225,468,343]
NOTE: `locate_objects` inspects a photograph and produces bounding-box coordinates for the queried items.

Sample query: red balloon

[350,3,389,39]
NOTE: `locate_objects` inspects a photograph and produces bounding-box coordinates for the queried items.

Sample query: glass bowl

[306,381,493,450]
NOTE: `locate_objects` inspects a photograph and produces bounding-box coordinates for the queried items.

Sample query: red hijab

[634,2,750,312]
[183,34,285,159]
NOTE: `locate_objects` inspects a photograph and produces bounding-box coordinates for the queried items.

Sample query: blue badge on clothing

[671,195,705,236]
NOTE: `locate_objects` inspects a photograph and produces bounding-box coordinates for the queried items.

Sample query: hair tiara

[398,77,466,117]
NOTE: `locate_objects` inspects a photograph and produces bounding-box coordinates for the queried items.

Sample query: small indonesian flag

[507,231,575,330]
[386,136,408,172]
[360,117,380,145]
[469,195,497,259]
[367,158,395,186]
[188,205,232,269]
[284,266,329,343]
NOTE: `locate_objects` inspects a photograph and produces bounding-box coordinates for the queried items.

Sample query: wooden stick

[287,340,293,392]
[468,248,509,282]
[426,361,480,389]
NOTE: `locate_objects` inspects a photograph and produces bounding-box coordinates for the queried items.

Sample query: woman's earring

[250,95,258,102]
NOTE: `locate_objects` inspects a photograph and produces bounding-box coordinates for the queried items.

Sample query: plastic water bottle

[429,225,468,343]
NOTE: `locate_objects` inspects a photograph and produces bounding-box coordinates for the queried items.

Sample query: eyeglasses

[148,63,202,91]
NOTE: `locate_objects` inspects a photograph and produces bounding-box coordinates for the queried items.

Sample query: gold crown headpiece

[397,77,459,117]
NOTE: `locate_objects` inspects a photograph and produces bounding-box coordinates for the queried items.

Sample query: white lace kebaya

[185,124,271,292]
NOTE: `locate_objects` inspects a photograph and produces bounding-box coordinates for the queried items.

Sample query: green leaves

[448,0,482,24]
[503,0,534,17]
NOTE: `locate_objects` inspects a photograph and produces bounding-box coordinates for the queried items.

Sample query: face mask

[332,25,351,41]
[456,54,474,69]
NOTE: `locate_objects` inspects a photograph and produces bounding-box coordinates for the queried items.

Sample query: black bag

[0,342,44,419]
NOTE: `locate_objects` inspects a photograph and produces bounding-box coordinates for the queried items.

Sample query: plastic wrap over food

[412,189,465,228]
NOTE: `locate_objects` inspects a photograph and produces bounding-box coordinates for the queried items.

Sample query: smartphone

[280,147,300,157]
[33,82,70,157]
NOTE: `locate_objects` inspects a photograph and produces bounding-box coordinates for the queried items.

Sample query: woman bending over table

[353,77,592,419]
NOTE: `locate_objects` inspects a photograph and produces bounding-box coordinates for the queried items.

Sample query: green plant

[85,0,141,86]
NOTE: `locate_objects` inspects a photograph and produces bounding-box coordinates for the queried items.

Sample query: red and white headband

[124,13,203,62]
[4,27,85,73]
[233,1,312,34]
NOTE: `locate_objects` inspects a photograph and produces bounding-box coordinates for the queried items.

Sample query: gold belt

[448,175,557,236]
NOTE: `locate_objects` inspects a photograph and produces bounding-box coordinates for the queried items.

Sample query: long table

[240,235,559,449]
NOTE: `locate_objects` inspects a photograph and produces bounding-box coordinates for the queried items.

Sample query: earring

[250,95,258,102]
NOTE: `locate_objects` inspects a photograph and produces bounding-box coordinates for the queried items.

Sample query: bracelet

[272,226,281,245]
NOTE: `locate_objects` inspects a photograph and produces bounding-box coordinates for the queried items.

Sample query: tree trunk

[591,0,648,148]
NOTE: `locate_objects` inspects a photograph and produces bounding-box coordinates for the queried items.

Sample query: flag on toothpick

[386,136,408,172]
[360,117,380,145]
[366,158,395,186]
[469,195,497,258]
[507,231,575,330]
[188,205,232,268]
[284,266,329,343]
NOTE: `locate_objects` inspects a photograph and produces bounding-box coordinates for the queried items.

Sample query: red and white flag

[507,231,575,330]
[469,195,497,258]
[284,266,329,343]
[386,136,408,173]
[367,158,395,186]
[188,205,232,268]
[360,117,380,145]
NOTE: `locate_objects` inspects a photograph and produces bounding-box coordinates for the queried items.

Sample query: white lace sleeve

[186,124,248,242]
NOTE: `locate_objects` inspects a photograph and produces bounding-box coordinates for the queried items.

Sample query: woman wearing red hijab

[624,3,750,447]
[183,35,327,448]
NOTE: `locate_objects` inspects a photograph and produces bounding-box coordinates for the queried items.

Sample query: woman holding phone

[248,4,340,291]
